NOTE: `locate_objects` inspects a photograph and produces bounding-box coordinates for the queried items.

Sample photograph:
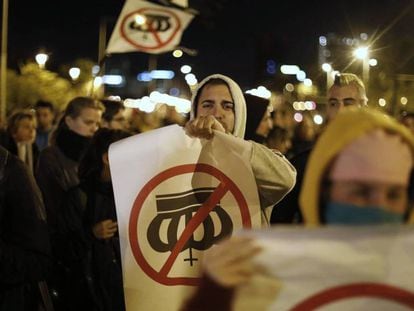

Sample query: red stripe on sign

[290,283,414,310]
[159,181,229,277]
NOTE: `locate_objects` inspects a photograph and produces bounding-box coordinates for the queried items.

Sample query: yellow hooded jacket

[299,107,414,226]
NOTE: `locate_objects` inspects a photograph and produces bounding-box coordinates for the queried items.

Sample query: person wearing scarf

[36,97,104,311]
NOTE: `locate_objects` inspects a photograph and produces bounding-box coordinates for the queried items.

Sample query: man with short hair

[186,74,296,225]
[271,73,368,224]
[34,100,55,151]
[326,73,368,122]
[100,99,128,131]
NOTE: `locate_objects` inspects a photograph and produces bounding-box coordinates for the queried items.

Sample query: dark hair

[101,99,125,123]
[78,128,130,186]
[193,78,229,117]
[267,126,291,143]
[34,100,54,112]
[7,110,35,135]
[244,93,270,141]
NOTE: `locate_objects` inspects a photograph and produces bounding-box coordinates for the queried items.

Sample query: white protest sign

[107,0,194,54]
[234,226,414,311]
[109,125,261,310]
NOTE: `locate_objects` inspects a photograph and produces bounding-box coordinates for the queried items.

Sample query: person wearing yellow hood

[185,74,296,225]
[181,107,414,311]
[272,73,369,224]
[300,106,414,225]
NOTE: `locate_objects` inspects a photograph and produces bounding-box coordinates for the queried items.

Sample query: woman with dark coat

[36,97,104,310]
[0,145,51,311]
[79,128,130,311]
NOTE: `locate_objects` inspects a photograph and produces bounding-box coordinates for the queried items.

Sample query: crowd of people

[0,71,413,311]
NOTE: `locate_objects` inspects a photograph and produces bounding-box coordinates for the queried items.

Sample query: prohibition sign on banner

[291,283,414,310]
[129,163,252,286]
[120,8,181,51]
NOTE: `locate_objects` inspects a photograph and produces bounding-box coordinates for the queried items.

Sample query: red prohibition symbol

[291,282,414,310]
[129,163,252,286]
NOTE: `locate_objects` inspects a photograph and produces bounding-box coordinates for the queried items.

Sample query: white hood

[190,74,247,138]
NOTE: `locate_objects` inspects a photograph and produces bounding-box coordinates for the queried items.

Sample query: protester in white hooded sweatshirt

[185,74,296,225]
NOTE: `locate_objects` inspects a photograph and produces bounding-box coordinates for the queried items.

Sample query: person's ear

[65,115,74,130]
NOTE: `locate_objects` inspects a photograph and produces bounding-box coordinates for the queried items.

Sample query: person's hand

[92,219,118,239]
[202,236,262,288]
[185,116,226,139]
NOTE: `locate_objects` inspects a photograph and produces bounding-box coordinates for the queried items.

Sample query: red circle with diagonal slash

[129,163,252,286]
[290,283,414,310]
[120,8,181,51]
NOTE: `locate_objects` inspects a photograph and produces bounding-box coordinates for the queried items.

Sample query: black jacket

[0,146,51,311]
[82,180,125,311]
[35,129,98,311]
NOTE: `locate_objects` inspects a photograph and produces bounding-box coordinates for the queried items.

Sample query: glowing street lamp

[68,67,81,80]
[353,46,370,88]
[321,63,332,72]
[322,63,333,91]
[35,53,49,69]
[173,49,183,58]
[353,47,369,60]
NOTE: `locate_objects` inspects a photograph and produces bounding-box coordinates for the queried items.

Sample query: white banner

[106,0,194,54]
[234,226,414,311]
[109,125,261,310]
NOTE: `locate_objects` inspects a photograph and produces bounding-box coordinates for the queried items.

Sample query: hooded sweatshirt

[300,107,414,226]
[191,74,296,224]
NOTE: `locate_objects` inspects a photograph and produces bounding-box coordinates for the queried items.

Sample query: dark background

[4,0,414,89]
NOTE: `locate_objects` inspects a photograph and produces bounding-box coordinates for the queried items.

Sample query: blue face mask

[324,202,404,225]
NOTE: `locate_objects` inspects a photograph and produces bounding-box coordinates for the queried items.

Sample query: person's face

[196,84,235,133]
[256,110,273,137]
[36,107,54,129]
[109,109,127,130]
[329,180,408,215]
[326,85,364,121]
[66,108,102,137]
[13,118,36,143]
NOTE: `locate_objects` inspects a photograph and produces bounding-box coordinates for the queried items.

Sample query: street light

[68,67,81,80]
[322,63,333,91]
[35,53,49,69]
[353,46,369,87]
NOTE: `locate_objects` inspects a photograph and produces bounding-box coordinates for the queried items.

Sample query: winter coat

[0,146,51,311]
[36,128,98,310]
[82,180,125,311]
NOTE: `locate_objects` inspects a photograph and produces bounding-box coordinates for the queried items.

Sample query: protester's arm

[181,237,261,311]
[250,142,297,219]
[0,156,51,284]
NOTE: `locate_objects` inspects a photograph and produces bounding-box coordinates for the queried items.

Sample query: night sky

[5,0,414,89]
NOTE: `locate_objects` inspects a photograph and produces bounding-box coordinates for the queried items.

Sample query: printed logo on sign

[148,188,233,266]
[120,8,181,51]
[129,164,252,286]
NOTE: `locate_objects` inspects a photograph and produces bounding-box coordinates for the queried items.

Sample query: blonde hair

[332,73,368,105]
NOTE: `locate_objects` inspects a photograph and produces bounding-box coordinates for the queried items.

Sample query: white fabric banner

[106,0,194,54]
[109,125,261,310]
[234,226,414,311]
